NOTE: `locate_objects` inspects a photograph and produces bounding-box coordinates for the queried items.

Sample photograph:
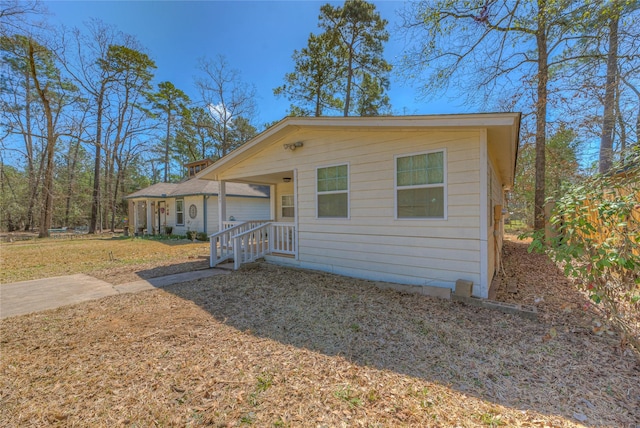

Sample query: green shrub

[529,157,639,353]
[196,232,208,241]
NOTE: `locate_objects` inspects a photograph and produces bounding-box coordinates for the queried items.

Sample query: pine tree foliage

[275,0,392,117]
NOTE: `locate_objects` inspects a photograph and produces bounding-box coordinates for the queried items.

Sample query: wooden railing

[270,222,296,255]
[209,221,296,269]
[233,223,271,269]
[209,220,271,267]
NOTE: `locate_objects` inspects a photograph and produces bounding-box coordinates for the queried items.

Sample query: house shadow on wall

[139,239,639,427]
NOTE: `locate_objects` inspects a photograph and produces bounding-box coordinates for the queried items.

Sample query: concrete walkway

[0,269,228,319]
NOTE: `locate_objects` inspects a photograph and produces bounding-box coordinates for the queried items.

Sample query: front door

[157,201,167,233]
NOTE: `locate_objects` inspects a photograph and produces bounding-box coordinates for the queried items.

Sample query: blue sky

[44,0,462,127]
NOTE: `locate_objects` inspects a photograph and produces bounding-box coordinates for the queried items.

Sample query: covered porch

[208,170,298,269]
[128,199,169,236]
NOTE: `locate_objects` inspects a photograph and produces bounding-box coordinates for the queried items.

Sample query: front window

[281,195,294,218]
[176,199,184,225]
[317,164,349,218]
[396,150,446,219]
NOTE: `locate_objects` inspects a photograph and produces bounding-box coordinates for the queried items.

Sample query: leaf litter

[1,237,638,426]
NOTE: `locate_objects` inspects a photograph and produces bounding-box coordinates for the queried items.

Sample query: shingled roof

[125,178,269,199]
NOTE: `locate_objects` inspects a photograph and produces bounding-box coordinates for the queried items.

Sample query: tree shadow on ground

[152,238,639,427]
[133,257,210,280]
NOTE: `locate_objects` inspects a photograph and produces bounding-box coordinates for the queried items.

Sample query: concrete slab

[372,281,452,300]
[0,269,228,319]
[0,274,117,319]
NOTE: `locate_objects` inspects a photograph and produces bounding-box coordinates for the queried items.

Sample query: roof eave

[199,113,522,183]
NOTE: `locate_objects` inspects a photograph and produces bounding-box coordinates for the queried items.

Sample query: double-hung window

[176,199,184,225]
[281,195,294,218]
[396,150,446,219]
[317,164,349,218]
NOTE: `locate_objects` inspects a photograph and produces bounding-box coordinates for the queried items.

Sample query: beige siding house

[200,114,520,298]
[125,179,270,236]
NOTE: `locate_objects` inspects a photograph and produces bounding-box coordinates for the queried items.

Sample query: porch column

[126,201,133,235]
[133,201,138,231]
[218,180,226,231]
[203,195,208,235]
[146,199,153,234]
[269,184,277,221]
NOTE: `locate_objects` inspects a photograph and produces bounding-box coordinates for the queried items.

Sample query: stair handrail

[232,222,271,270]
[209,220,271,267]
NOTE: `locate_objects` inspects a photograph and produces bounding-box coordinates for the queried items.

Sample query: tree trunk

[28,40,56,238]
[89,90,105,234]
[39,129,56,238]
[615,83,626,161]
[22,63,40,232]
[343,44,355,117]
[315,90,322,117]
[90,142,101,233]
[111,157,125,231]
[164,107,172,182]
[103,145,112,232]
[533,1,549,232]
[64,137,81,226]
[599,13,619,174]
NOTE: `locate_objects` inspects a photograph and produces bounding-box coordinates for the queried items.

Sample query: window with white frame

[176,199,184,225]
[396,150,446,219]
[281,195,294,218]
[317,164,349,218]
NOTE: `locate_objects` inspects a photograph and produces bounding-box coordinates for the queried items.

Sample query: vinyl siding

[217,129,484,291]
[206,196,271,234]
[227,197,271,223]
[172,196,204,235]
[487,156,505,292]
[128,195,269,236]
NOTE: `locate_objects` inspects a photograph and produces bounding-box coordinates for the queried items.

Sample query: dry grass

[0,235,210,285]
[1,238,639,427]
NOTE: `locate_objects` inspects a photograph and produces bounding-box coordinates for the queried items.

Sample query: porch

[209,221,297,270]
[209,169,298,270]
[129,199,170,236]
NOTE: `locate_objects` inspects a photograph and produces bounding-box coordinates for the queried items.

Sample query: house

[125,159,271,236]
[199,114,521,298]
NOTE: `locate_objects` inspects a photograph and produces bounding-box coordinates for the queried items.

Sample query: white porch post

[146,199,153,234]
[218,180,226,231]
[133,201,138,231]
[269,184,277,221]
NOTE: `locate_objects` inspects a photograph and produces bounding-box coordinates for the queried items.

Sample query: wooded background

[1,0,638,237]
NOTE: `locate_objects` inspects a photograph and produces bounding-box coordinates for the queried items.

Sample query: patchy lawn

[0,235,210,285]
[0,238,638,427]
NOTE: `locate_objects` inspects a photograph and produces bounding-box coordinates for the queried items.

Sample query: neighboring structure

[200,114,521,299]
[125,159,270,236]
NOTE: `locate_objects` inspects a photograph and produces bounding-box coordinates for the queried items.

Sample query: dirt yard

[0,237,638,427]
